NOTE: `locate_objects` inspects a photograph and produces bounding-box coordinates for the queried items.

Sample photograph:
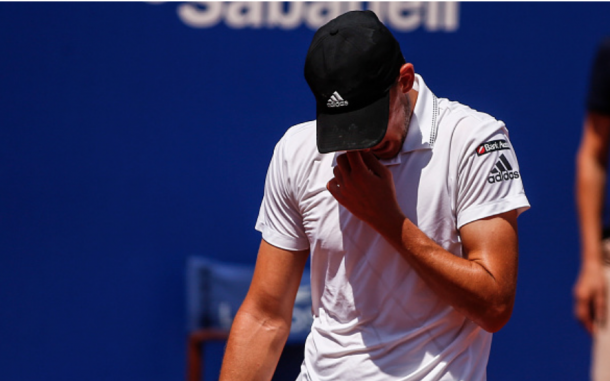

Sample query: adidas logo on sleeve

[488,154,520,184]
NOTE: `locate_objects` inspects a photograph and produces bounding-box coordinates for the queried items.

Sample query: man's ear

[398,63,415,94]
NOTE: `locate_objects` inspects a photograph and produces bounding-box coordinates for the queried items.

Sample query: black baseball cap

[304,10,406,154]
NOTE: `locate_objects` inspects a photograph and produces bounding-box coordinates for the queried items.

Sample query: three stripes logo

[488,154,520,184]
[327,91,349,108]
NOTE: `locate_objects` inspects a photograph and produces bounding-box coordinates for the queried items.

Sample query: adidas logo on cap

[327,91,349,108]
[487,154,520,184]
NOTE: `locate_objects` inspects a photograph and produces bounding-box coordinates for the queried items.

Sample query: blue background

[0,2,608,380]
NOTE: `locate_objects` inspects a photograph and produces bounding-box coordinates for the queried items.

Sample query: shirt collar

[401,74,437,154]
[378,74,438,166]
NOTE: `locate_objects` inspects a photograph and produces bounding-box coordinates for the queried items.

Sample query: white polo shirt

[255,75,530,381]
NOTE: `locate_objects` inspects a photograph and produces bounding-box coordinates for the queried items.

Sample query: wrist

[581,246,605,263]
[581,258,604,272]
[370,208,406,241]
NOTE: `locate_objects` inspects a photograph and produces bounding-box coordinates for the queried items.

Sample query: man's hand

[574,260,607,334]
[327,151,403,229]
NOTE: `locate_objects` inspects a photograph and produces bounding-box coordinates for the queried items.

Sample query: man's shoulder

[435,98,510,155]
[438,98,506,136]
[438,97,501,127]
[273,120,322,162]
[282,120,317,142]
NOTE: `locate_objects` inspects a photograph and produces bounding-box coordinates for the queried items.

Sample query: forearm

[220,240,308,380]
[576,148,606,265]
[219,306,290,381]
[374,210,516,333]
[576,113,610,265]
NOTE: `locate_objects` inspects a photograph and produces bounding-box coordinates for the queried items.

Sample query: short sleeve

[587,37,610,115]
[255,137,310,251]
[454,120,530,229]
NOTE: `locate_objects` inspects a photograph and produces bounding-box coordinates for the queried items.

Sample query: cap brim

[316,91,389,154]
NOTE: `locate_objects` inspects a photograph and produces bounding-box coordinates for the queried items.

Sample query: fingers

[574,285,595,334]
[574,297,594,334]
[595,285,607,328]
[327,178,343,201]
[343,150,387,178]
[345,151,367,173]
[333,165,344,185]
[336,154,351,173]
[361,150,389,177]
[331,150,390,198]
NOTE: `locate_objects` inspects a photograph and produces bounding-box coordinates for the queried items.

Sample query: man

[220,10,529,381]
[574,37,610,381]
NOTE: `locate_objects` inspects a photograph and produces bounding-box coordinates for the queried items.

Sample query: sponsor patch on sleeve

[476,139,511,156]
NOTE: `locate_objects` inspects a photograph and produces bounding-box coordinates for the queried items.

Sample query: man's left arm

[329,151,519,333]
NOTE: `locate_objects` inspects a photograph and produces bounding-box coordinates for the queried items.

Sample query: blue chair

[186,257,312,380]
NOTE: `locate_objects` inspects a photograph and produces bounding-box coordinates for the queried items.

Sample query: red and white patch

[476,139,510,156]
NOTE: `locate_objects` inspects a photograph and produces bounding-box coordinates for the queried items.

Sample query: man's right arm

[574,112,610,333]
[219,239,309,381]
